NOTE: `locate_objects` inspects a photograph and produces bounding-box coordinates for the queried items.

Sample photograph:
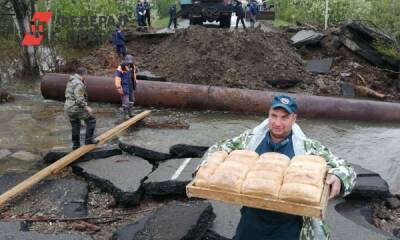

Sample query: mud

[140,26,311,91]
[372,199,400,238]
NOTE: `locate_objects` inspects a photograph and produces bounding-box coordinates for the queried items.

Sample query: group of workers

[234,0,260,29]
[67,1,306,155]
[64,53,137,149]
[136,0,151,31]
[70,0,254,144]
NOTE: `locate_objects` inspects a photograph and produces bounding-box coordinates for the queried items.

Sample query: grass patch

[0,37,21,59]
[373,41,400,60]
[273,19,292,28]
[152,17,170,29]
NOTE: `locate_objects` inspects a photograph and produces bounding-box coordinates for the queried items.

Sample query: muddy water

[0,93,399,193]
[298,119,400,194]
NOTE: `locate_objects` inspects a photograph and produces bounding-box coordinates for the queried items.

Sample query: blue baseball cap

[271,95,298,114]
[124,54,135,64]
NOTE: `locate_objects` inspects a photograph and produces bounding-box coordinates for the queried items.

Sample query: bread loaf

[194,151,228,187]
[284,171,324,187]
[240,152,288,198]
[246,170,283,180]
[207,151,229,165]
[195,163,219,187]
[259,152,291,163]
[290,155,327,165]
[279,155,326,205]
[208,161,249,192]
[279,183,323,205]
[241,177,281,198]
[225,150,259,165]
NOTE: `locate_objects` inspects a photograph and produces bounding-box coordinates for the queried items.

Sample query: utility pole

[324,0,329,30]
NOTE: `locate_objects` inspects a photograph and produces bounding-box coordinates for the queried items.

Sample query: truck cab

[185,0,233,28]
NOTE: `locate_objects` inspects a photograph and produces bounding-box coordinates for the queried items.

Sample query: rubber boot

[70,119,81,150]
[128,102,134,117]
[123,105,130,120]
[84,116,97,145]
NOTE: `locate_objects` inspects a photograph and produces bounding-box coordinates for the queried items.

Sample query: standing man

[112,25,126,58]
[64,67,97,150]
[168,3,177,30]
[248,0,258,28]
[114,54,137,120]
[197,95,356,240]
[235,1,246,29]
[136,0,147,31]
[144,0,151,28]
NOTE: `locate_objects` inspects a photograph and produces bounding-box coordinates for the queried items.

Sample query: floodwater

[0,92,399,195]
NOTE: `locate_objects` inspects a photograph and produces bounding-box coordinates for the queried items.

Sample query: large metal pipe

[41,73,400,122]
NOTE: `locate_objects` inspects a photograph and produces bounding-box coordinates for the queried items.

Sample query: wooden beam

[0,110,151,206]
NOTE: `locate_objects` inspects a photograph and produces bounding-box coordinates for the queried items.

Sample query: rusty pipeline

[41,73,400,122]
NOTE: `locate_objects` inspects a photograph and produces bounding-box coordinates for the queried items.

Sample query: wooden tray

[186,180,329,219]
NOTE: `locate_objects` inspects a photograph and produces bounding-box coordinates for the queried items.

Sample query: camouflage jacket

[198,119,357,240]
[64,74,88,113]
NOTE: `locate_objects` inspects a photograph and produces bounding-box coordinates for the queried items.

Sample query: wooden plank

[0,110,151,206]
[320,181,330,219]
[186,180,329,219]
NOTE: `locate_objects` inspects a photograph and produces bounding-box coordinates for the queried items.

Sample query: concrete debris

[339,22,399,71]
[305,58,333,74]
[73,155,152,206]
[0,221,91,240]
[169,144,209,158]
[112,200,215,240]
[0,172,88,218]
[290,30,325,47]
[143,158,202,196]
[10,151,38,162]
[43,145,122,164]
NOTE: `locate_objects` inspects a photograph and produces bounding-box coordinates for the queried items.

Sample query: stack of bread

[194,150,327,206]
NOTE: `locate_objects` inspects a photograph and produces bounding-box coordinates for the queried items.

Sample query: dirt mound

[140,26,311,90]
[61,45,120,76]
[62,24,398,101]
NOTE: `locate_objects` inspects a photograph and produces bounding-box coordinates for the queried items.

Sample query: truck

[182,0,234,28]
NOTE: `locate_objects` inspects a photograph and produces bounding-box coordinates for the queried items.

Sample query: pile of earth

[61,45,120,77]
[60,25,399,101]
[140,26,312,90]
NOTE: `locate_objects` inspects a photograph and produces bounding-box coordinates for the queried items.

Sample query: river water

[0,92,399,194]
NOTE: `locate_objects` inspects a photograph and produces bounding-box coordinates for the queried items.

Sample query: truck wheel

[226,16,231,28]
[190,17,202,25]
[220,15,231,28]
[219,19,224,28]
[197,18,203,25]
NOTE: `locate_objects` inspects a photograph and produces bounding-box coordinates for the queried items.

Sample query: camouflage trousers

[66,111,96,149]
[67,110,92,121]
